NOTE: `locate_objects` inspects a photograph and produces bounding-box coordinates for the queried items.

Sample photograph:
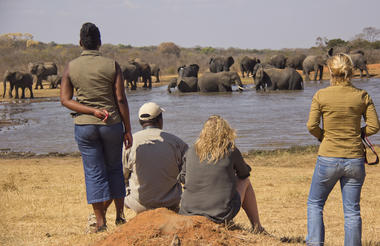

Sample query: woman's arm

[307,95,323,141]
[114,62,133,149]
[60,64,108,120]
[362,93,380,137]
[233,148,251,179]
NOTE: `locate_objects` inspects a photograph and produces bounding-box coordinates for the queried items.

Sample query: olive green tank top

[69,50,121,125]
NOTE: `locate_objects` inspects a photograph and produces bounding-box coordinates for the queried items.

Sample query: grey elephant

[302,48,333,81]
[3,71,34,99]
[198,71,244,92]
[167,64,200,93]
[252,64,303,91]
[47,75,62,89]
[168,77,199,93]
[122,63,139,90]
[28,62,58,89]
[150,64,160,82]
[130,59,152,88]
[286,54,306,70]
[209,56,234,73]
[349,50,370,78]
[269,54,287,69]
[240,56,261,78]
[178,64,200,77]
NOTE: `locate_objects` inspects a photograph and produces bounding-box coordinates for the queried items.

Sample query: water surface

[1,78,379,154]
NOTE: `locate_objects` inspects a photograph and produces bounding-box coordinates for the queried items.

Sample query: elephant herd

[2,48,371,98]
[168,55,302,93]
[266,48,370,81]
[3,62,61,99]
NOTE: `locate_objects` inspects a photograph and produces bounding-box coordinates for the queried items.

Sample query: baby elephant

[47,75,62,89]
[252,64,303,91]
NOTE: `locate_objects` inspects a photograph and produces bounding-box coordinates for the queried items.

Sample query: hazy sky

[0,0,379,50]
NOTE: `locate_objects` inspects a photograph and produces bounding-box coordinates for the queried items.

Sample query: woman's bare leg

[236,178,262,230]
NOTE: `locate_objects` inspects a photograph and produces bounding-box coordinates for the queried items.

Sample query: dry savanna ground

[0,64,379,102]
[1,147,380,246]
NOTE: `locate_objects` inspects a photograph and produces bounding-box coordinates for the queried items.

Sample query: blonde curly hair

[327,53,354,86]
[195,115,236,164]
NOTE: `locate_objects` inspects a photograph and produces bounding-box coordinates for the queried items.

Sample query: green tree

[327,38,348,48]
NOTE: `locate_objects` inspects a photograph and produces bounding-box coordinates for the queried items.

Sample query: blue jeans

[75,122,126,204]
[306,156,365,246]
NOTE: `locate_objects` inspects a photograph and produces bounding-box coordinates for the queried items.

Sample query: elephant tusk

[238,86,245,91]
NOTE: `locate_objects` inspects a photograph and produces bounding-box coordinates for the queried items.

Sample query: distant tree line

[1,27,379,78]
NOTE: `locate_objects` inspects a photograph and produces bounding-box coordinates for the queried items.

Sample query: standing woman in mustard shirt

[61,23,133,233]
[306,53,379,246]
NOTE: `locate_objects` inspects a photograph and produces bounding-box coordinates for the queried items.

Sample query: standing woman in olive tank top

[60,23,133,233]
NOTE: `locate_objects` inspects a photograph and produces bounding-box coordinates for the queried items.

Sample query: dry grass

[1,147,380,246]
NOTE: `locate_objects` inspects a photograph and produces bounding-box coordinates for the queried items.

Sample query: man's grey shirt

[123,127,188,209]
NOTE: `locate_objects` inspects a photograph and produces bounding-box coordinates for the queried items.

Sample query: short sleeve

[231,148,251,179]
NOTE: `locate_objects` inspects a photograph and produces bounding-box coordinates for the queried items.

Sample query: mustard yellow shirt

[307,85,380,158]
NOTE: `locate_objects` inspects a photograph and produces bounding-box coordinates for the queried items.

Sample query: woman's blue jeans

[75,122,126,204]
[306,156,365,246]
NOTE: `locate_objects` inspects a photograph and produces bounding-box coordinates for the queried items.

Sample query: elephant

[47,75,62,89]
[178,64,199,77]
[268,54,287,69]
[302,48,333,81]
[28,62,58,89]
[349,51,370,78]
[252,63,303,91]
[209,56,234,73]
[167,64,200,93]
[167,77,199,93]
[150,64,160,82]
[198,71,244,92]
[130,59,152,88]
[122,63,139,90]
[3,71,34,99]
[286,54,306,70]
[240,56,261,78]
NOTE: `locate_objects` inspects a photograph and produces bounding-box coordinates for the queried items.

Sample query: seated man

[123,102,188,213]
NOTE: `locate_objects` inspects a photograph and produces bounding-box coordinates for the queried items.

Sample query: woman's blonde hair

[195,115,236,164]
[327,53,353,86]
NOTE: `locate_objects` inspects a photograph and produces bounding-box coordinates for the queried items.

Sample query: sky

[0,0,379,50]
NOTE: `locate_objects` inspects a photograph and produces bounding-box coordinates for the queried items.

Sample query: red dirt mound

[93,208,276,246]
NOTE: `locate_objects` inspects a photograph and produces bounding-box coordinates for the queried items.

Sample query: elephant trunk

[235,75,244,91]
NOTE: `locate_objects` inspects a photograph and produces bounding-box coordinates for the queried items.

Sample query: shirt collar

[143,125,160,130]
[81,50,101,57]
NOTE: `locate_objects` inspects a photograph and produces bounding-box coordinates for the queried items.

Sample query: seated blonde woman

[178,115,265,233]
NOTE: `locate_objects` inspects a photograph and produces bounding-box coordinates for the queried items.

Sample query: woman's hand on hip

[93,109,109,122]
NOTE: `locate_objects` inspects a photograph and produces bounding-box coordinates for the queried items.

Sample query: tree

[327,38,348,48]
[315,36,328,48]
[361,27,380,42]
[157,42,181,57]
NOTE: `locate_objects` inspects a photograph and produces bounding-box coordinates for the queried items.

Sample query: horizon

[0,0,379,50]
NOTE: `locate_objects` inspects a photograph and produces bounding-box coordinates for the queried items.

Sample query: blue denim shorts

[75,122,126,204]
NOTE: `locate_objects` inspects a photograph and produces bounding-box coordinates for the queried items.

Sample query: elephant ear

[227,56,235,66]
[256,66,264,81]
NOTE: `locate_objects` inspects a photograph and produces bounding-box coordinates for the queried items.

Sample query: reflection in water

[0,79,379,154]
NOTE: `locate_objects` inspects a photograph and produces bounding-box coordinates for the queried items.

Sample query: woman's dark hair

[139,113,162,126]
[80,22,101,50]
